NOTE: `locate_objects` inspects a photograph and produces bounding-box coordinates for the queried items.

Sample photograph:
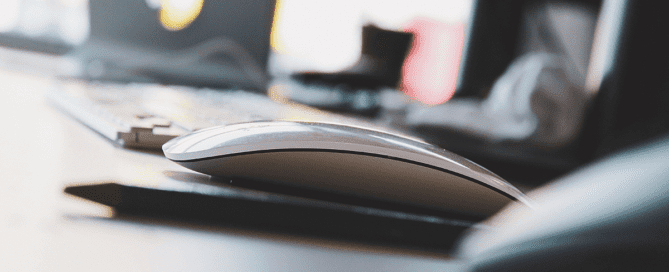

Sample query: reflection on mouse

[163,121,533,218]
[456,135,669,271]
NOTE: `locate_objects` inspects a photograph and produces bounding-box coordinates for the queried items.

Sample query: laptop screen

[79,0,276,90]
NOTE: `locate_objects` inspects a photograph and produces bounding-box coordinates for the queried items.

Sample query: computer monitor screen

[89,0,276,69]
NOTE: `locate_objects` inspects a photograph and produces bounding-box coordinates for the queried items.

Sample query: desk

[0,68,463,271]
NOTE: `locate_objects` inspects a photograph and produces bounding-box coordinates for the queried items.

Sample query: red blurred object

[401,18,465,105]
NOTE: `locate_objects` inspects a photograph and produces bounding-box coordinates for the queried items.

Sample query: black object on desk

[0,33,73,55]
[287,25,414,115]
[65,176,484,251]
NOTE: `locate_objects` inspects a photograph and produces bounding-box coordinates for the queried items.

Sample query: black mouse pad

[64,173,487,252]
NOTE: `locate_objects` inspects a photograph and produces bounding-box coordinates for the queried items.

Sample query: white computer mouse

[162,121,533,218]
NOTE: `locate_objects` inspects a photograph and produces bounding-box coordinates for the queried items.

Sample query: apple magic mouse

[163,121,533,218]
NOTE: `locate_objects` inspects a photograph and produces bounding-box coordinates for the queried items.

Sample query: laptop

[69,0,275,91]
[48,0,391,149]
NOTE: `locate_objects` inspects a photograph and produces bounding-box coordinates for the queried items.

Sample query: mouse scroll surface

[163,121,531,217]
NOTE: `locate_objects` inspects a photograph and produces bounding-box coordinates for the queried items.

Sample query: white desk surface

[0,68,464,271]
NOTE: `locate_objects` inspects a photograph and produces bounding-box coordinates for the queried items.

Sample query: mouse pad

[65,173,485,251]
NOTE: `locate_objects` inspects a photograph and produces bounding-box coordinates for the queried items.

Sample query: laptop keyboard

[47,80,390,149]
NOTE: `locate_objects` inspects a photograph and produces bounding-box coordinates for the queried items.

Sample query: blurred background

[0,0,471,100]
[267,0,471,79]
[0,0,89,52]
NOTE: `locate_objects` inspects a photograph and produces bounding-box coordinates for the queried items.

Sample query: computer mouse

[162,121,533,218]
[456,135,669,271]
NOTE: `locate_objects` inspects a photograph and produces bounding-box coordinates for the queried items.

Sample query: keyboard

[47,80,396,149]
